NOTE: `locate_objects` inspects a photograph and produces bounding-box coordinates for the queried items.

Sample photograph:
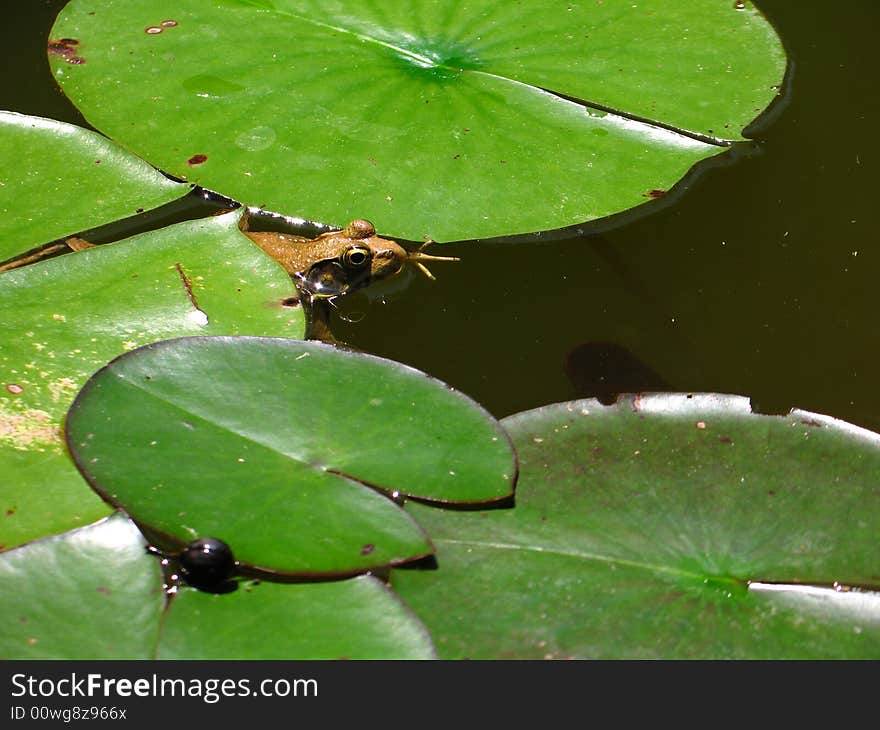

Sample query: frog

[240,215,458,342]
[241,216,458,301]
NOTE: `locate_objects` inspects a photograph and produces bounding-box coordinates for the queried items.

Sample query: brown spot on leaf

[145,26,163,34]
[6,383,23,395]
[96,586,111,595]
[49,37,85,63]
[188,154,208,165]
[719,436,733,444]
[800,418,823,428]
[161,19,179,27]
[644,189,666,198]
[48,42,74,57]
[280,296,300,308]
[360,544,374,556]
[5,509,14,516]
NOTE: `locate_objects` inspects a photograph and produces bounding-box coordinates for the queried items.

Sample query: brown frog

[242,217,458,300]
[242,217,458,342]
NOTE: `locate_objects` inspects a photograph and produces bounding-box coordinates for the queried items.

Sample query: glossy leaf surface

[0,513,164,659]
[0,111,188,261]
[65,336,515,575]
[50,0,785,240]
[393,395,880,659]
[0,210,302,551]
[158,576,436,659]
[0,512,436,659]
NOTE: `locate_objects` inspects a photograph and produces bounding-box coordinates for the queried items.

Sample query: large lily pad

[0,512,164,659]
[0,210,302,551]
[50,0,785,240]
[392,394,880,659]
[0,111,188,261]
[65,336,516,576]
[158,576,436,659]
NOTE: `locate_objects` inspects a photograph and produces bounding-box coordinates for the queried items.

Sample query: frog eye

[341,245,371,269]
[179,537,236,589]
[297,260,350,298]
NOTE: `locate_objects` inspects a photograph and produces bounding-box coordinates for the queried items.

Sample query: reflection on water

[564,341,670,405]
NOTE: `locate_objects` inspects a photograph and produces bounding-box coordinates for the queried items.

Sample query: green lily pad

[0,511,435,659]
[158,576,436,659]
[50,0,785,240]
[0,210,302,551]
[0,512,164,659]
[65,336,516,575]
[392,394,880,659]
[0,111,188,262]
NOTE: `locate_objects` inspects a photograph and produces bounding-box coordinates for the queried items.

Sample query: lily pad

[0,111,188,262]
[0,511,436,659]
[65,336,516,576]
[0,512,164,659]
[0,210,302,551]
[392,394,880,659]
[158,576,436,659]
[50,0,785,240]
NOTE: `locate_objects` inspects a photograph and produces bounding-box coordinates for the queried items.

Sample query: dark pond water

[5,1,879,431]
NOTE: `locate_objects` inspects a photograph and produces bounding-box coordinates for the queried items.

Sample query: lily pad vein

[236,3,725,146]
[112,373,332,475]
[436,536,701,580]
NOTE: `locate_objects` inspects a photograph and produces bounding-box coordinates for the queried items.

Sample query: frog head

[292,219,459,300]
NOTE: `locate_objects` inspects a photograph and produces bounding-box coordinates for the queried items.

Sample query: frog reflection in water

[241,217,459,341]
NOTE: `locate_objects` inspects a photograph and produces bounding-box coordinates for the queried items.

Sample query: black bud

[179,537,236,588]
